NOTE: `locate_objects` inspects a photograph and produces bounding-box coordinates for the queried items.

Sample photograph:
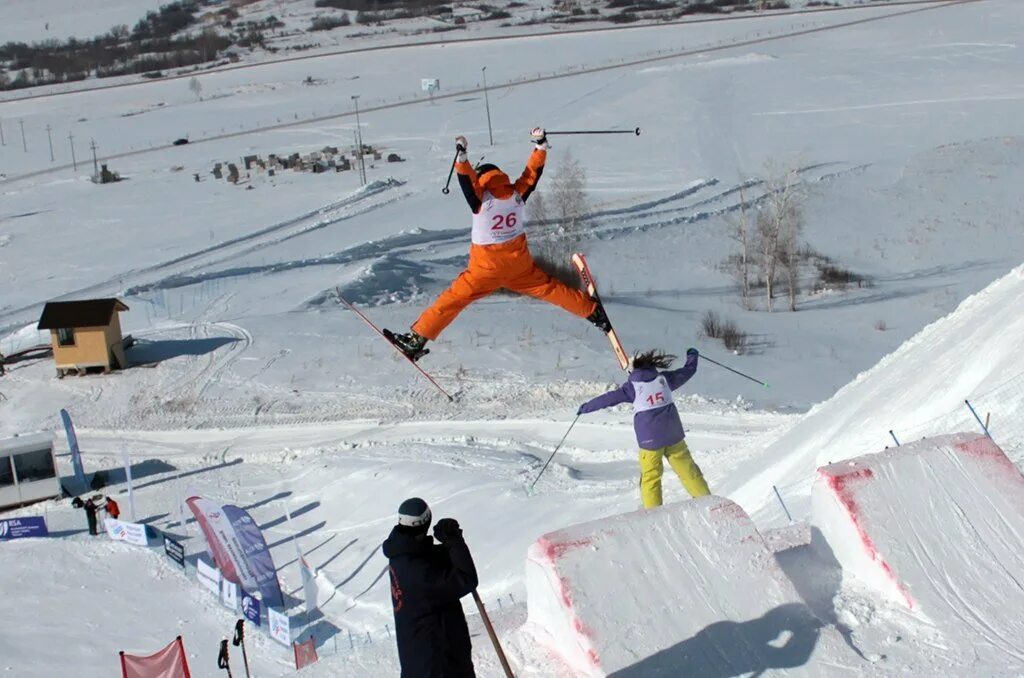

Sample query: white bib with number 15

[633,376,674,413]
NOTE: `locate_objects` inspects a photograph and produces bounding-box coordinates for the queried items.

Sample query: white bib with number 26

[633,376,674,413]
[472,193,526,245]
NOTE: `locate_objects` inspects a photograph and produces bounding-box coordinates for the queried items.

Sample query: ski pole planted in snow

[699,353,769,388]
[473,591,515,678]
[965,399,993,439]
[528,415,580,494]
[441,147,459,194]
[217,638,233,678]
[546,127,641,136]
[232,620,251,678]
[889,430,901,447]
[772,485,794,524]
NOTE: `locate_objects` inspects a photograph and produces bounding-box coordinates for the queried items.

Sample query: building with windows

[0,433,60,509]
[37,298,129,377]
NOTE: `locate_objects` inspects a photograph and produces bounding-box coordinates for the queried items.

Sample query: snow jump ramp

[524,495,857,677]
[812,432,1024,669]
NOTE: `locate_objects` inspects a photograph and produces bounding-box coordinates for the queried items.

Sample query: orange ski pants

[412,236,596,341]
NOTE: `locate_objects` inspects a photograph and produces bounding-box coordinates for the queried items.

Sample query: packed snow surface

[1,0,1024,675]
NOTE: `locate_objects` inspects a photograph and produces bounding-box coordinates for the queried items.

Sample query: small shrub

[816,263,865,288]
[874,319,887,332]
[489,9,512,19]
[311,15,349,31]
[700,310,725,339]
[608,11,638,22]
[700,310,748,353]
[721,325,748,353]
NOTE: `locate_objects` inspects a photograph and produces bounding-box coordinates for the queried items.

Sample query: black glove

[433,518,463,544]
[687,348,699,358]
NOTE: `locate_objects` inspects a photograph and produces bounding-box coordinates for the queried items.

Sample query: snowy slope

[812,433,1024,673]
[523,496,862,676]
[726,263,1024,523]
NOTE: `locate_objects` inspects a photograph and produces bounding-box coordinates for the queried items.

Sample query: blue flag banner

[0,516,49,541]
[242,591,262,627]
[60,409,86,488]
[222,504,285,609]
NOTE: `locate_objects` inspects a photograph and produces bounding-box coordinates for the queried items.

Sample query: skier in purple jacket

[577,348,711,508]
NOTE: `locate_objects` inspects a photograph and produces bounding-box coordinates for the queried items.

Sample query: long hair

[631,349,676,370]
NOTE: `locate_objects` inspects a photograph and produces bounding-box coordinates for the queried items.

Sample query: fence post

[964,399,993,439]
[772,485,794,524]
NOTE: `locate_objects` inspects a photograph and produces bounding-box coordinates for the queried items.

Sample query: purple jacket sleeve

[579,382,635,414]
[664,354,698,391]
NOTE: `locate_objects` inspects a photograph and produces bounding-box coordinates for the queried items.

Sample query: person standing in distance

[383,497,478,677]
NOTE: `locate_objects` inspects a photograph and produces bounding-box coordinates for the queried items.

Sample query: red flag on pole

[293,636,319,670]
[120,636,192,678]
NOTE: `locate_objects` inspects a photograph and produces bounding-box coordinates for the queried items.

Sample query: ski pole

[441,147,459,194]
[232,619,251,678]
[217,638,233,678]
[699,354,769,388]
[546,127,642,136]
[528,415,580,493]
[472,590,515,678]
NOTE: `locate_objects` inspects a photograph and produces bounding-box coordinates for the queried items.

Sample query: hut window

[12,449,56,483]
[57,328,75,346]
[0,457,13,488]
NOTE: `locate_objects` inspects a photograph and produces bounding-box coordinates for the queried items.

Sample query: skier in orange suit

[385,128,611,361]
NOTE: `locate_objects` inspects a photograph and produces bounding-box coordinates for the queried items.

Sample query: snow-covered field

[1,0,1023,675]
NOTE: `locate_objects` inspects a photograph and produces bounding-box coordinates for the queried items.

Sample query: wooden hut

[37,298,129,377]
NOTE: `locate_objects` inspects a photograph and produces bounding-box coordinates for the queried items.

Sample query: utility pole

[89,138,99,176]
[68,132,77,171]
[351,94,366,186]
[0,117,5,146]
[45,124,54,162]
[482,66,493,146]
[19,119,27,152]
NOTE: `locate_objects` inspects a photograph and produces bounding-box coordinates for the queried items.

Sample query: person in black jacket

[382,497,478,677]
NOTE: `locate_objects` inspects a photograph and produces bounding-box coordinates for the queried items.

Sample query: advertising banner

[0,516,48,541]
[268,608,291,647]
[163,535,185,569]
[221,578,238,611]
[60,408,86,489]
[197,558,221,596]
[186,497,284,608]
[104,518,149,546]
[293,636,319,670]
[299,555,318,617]
[241,591,261,627]
[119,635,192,678]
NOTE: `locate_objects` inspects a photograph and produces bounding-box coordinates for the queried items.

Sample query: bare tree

[727,183,754,309]
[550,150,588,240]
[756,165,805,312]
[527,190,548,226]
[189,76,203,100]
[528,154,589,284]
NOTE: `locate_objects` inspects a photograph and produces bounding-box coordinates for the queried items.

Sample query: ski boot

[384,329,430,362]
[586,300,612,333]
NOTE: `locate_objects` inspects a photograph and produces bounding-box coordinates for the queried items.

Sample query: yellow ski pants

[638,440,710,509]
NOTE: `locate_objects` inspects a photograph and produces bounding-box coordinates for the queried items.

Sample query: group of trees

[727,166,807,312]
[0,1,233,91]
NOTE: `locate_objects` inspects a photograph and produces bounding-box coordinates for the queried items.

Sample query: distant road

[0,0,978,105]
[1,0,984,185]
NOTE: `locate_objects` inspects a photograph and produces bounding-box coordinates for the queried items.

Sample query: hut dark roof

[37,299,129,330]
